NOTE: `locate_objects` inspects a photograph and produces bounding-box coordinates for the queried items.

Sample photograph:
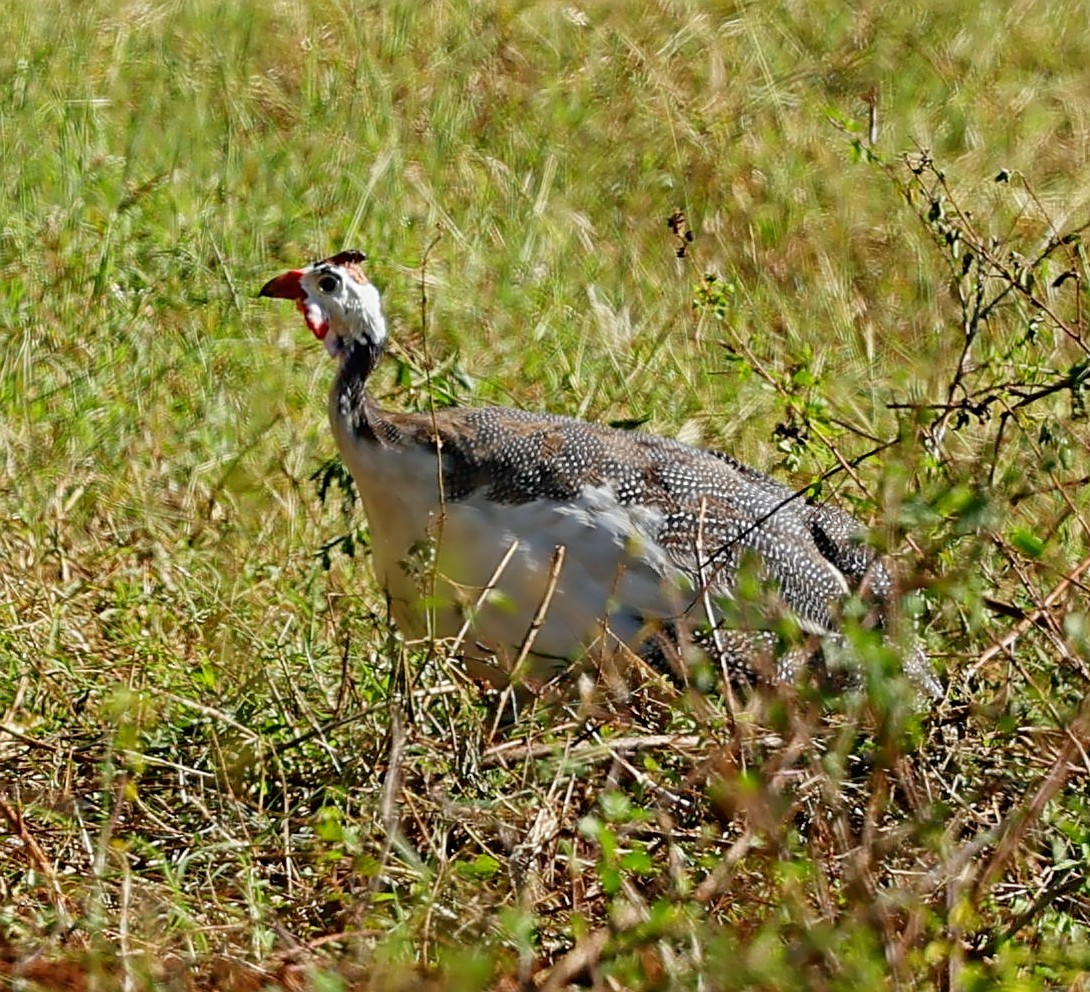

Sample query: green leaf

[1010,528,1045,558]
[457,854,502,880]
[619,849,654,875]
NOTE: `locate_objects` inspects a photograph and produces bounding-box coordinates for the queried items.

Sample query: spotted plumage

[260,252,940,699]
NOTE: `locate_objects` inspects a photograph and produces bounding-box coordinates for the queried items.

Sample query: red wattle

[295,299,329,339]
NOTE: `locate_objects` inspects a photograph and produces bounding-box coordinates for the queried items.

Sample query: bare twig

[488,544,567,741]
[0,795,74,928]
[447,539,521,659]
[968,552,1090,677]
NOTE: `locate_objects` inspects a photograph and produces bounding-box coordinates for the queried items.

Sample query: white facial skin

[296,263,388,359]
[262,258,388,359]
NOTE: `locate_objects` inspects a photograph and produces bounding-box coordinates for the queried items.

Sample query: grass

[2,0,1090,988]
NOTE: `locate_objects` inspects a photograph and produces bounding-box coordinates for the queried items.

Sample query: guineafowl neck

[333,337,395,445]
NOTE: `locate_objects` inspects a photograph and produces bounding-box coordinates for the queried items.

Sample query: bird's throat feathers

[332,335,387,443]
[340,334,384,389]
